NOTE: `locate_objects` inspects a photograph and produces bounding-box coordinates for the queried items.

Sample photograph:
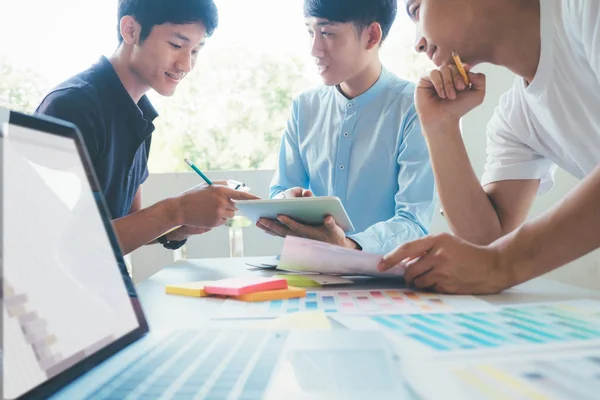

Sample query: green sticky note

[274,274,322,288]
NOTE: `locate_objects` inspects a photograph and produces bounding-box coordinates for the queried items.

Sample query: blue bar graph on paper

[407,334,449,351]
[460,333,497,348]
[409,314,442,326]
[500,312,545,327]
[507,322,561,341]
[457,322,508,342]
[305,301,318,311]
[513,332,544,343]
[306,293,317,300]
[410,323,455,343]
[372,316,402,331]
[365,302,600,354]
[456,313,498,328]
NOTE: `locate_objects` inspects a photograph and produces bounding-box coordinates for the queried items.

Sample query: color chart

[215,288,494,319]
[449,354,600,399]
[335,300,600,356]
[407,349,600,400]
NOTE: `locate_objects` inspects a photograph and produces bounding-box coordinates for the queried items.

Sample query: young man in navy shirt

[37,0,257,255]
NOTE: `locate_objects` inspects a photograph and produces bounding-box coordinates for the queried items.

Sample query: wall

[430,64,600,291]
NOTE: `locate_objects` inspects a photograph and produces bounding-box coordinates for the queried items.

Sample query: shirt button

[343,132,349,137]
[347,103,353,108]
[339,165,345,170]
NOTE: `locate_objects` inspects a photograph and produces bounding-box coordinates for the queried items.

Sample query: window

[0,0,431,172]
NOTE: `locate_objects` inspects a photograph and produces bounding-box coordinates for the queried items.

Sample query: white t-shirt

[482,0,600,194]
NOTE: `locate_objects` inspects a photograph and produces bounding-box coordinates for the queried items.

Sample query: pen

[452,50,471,88]
[184,158,213,185]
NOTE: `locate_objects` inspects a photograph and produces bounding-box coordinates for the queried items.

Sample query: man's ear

[365,22,383,50]
[119,16,141,45]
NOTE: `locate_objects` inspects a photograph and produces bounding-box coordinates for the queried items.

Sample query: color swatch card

[334,299,600,358]
[214,288,495,319]
[278,236,406,277]
[203,277,287,296]
[405,348,600,400]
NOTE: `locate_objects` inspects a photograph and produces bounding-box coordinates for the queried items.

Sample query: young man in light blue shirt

[257,0,435,254]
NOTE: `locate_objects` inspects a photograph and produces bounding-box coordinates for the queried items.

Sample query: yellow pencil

[452,50,471,88]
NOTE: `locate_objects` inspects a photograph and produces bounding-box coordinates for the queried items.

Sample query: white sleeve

[564,0,600,79]
[481,87,557,195]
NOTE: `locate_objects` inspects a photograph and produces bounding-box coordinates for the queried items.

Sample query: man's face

[305,17,372,86]
[406,0,478,67]
[130,22,207,96]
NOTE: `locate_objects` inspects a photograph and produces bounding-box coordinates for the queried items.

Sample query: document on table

[332,299,600,359]
[278,236,405,277]
[403,348,600,400]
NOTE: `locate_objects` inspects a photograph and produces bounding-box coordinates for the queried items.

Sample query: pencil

[184,158,213,185]
[452,50,471,88]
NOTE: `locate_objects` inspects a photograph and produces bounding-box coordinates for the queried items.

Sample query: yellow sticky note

[165,281,211,298]
[251,310,332,330]
[233,286,306,302]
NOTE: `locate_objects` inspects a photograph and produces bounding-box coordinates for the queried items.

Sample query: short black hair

[304,0,397,43]
[117,0,219,44]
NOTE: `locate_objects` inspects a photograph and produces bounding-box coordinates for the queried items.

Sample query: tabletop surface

[135,256,600,330]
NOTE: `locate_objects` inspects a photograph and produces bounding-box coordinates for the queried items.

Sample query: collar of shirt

[333,66,390,112]
[93,56,159,140]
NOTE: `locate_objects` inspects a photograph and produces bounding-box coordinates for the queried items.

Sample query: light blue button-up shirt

[270,67,436,254]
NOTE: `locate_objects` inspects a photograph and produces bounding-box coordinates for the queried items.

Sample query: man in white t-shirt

[378,0,600,294]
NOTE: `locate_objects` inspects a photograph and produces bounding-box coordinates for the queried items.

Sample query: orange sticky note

[165,281,211,297]
[233,286,306,302]
[204,277,288,296]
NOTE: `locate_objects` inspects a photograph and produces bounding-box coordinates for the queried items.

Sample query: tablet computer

[236,196,355,233]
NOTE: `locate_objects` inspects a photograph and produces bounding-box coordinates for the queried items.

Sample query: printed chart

[406,349,600,400]
[335,300,600,356]
[215,289,494,319]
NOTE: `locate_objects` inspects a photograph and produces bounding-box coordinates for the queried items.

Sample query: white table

[135,256,600,330]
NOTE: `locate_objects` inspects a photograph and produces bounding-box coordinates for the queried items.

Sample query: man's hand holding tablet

[247,187,360,250]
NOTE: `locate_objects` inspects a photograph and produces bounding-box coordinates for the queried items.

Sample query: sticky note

[233,286,306,302]
[275,274,322,288]
[203,277,288,296]
[275,274,354,287]
[165,281,211,297]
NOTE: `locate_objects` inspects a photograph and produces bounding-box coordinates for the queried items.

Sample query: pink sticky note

[203,277,288,296]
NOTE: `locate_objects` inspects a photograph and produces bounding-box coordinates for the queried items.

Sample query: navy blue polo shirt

[36,56,157,219]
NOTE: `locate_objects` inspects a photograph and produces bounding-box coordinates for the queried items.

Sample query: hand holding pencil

[414,51,486,129]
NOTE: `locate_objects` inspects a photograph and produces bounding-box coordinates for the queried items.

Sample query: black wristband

[157,234,187,250]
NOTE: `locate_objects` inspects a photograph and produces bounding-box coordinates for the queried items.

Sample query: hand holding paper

[278,236,406,277]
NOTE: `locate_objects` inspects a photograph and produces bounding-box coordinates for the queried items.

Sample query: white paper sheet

[403,348,600,400]
[278,236,405,277]
[332,299,600,360]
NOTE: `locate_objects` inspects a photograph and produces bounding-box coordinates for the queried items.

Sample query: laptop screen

[2,110,148,400]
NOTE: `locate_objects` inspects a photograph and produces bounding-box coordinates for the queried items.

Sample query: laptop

[1,108,416,400]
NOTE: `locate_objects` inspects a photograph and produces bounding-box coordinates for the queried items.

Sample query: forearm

[112,197,182,255]
[424,121,502,244]
[350,216,428,254]
[494,165,600,286]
